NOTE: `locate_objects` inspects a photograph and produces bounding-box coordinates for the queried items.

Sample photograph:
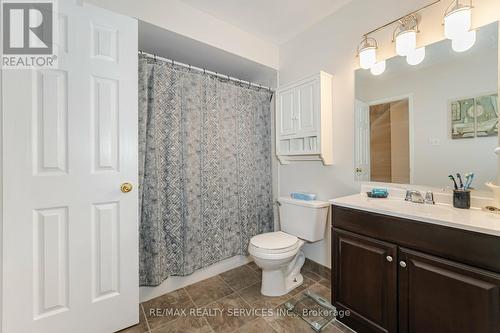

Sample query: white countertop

[330,194,500,237]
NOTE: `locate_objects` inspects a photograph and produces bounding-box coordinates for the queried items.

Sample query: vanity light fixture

[370,60,386,75]
[394,15,419,57]
[451,29,476,52]
[357,36,378,69]
[406,47,426,65]
[444,0,473,40]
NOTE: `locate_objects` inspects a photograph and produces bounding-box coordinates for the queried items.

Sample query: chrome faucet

[405,190,425,204]
[405,190,435,204]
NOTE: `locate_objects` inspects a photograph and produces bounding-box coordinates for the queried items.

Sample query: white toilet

[248,197,329,296]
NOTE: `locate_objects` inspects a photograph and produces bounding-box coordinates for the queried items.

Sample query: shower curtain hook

[203,68,206,75]
[154,54,157,62]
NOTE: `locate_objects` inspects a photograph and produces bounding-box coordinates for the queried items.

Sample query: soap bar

[291,192,317,201]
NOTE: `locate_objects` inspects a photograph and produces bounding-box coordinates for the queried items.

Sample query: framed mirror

[355,21,499,190]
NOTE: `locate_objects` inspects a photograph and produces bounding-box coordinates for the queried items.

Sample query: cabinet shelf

[276,71,333,165]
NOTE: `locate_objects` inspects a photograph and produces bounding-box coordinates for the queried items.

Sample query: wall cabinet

[276,72,333,165]
[332,206,500,333]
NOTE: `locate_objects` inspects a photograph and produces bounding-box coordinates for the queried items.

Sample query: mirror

[355,21,499,190]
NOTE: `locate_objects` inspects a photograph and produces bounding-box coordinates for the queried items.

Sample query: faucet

[405,190,435,204]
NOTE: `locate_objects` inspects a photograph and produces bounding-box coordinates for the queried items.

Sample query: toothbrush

[448,175,458,190]
[465,173,474,190]
[456,173,464,190]
[463,173,471,190]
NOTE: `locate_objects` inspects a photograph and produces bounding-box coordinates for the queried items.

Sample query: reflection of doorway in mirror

[369,99,410,184]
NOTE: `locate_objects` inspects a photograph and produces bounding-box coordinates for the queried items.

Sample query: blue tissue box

[291,192,317,201]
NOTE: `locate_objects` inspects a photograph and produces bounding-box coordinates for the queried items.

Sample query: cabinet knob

[399,261,407,268]
[386,256,393,262]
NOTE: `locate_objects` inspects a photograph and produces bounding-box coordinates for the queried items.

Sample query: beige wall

[85,0,279,69]
[278,0,500,267]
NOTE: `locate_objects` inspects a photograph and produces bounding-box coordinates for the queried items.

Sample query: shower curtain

[138,56,274,286]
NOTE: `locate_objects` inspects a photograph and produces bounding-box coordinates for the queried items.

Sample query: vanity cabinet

[276,71,333,165]
[333,229,397,333]
[332,205,500,333]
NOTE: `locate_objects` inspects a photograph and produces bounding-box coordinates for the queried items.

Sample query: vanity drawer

[332,205,500,274]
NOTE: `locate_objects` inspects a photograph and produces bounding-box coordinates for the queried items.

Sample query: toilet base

[260,250,306,297]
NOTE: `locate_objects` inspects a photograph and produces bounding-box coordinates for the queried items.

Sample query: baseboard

[139,255,253,302]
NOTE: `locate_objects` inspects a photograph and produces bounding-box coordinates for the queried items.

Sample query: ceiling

[178,0,354,45]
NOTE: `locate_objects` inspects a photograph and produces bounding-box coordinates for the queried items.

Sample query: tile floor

[118,262,351,333]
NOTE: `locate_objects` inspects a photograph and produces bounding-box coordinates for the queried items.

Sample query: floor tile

[150,316,212,333]
[302,269,321,282]
[318,277,331,289]
[185,276,233,307]
[141,288,195,331]
[235,317,277,333]
[237,279,305,310]
[289,276,317,296]
[220,265,260,291]
[245,261,260,272]
[202,292,257,333]
[306,282,332,302]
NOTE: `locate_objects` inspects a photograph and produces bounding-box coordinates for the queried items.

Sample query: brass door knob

[121,182,133,193]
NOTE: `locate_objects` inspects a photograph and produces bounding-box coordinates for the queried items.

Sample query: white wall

[278,0,500,267]
[358,48,498,190]
[85,0,278,69]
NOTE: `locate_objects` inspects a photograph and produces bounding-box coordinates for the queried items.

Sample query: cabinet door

[333,229,398,333]
[296,79,318,134]
[399,248,500,333]
[278,88,295,136]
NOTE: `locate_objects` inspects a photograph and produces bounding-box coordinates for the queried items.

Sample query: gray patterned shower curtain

[138,56,274,286]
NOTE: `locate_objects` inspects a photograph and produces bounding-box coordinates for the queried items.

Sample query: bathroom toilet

[248,197,329,296]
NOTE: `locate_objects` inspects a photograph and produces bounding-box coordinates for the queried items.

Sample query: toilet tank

[278,197,329,242]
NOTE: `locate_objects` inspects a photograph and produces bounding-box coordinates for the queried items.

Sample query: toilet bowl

[248,197,329,296]
[249,231,306,296]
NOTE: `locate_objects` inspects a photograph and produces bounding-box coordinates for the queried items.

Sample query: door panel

[296,80,316,133]
[399,248,500,333]
[2,2,138,333]
[278,88,295,136]
[333,228,398,333]
[355,99,370,181]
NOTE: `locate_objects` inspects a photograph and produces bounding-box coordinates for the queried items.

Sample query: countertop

[330,193,500,237]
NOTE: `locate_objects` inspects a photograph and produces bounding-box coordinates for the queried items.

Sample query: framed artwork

[451,93,498,139]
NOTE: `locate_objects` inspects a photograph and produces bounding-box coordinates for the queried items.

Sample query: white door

[296,79,317,135]
[355,99,370,181]
[278,88,295,136]
[2,2,138,333]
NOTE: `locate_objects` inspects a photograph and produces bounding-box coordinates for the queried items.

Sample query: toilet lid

[250,231,298,251]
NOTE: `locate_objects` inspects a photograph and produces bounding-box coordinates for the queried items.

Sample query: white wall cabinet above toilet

[276,71,333,165]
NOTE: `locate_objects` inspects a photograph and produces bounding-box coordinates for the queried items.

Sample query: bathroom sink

[330,194,500,237]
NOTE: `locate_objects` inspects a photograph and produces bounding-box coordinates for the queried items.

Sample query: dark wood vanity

[331,204,500,333]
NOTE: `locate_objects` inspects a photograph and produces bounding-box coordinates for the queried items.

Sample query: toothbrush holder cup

[453,190,471,209]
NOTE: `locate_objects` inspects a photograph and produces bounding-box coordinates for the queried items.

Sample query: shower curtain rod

[139,51,275,92]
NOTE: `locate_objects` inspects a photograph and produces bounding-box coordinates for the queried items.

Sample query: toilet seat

[250,231,299,254]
